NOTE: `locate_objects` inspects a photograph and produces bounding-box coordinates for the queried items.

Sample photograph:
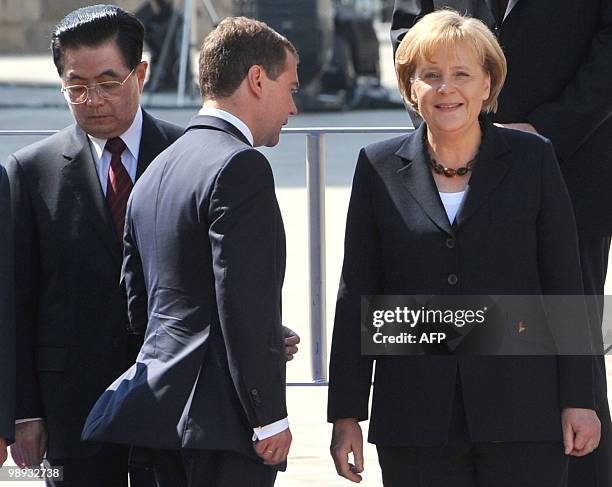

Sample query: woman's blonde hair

[395,9,507,114]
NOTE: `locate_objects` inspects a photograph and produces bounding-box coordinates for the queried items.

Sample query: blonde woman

[328,10,599,487]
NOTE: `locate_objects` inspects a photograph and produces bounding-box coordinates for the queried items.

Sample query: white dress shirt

[88,106,143,194]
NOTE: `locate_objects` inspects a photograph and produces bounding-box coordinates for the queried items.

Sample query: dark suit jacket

[327,122,594,446]
[391,0,612,233]
[82,116,287,464]
[4,110,182,459]
[0,164,15,443]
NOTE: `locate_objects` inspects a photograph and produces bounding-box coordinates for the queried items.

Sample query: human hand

[282,326,300,361]
[562,408,601,456]
[253,428,292,465]
[0,438,7,467]
[10,420,47,468]
[330,418,364,483]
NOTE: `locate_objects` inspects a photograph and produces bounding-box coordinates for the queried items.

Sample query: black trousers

[45,443,157,487]
[376,374,569,487]
[377,441,568,487]
[568,233,612,487]
[150,448,277,487]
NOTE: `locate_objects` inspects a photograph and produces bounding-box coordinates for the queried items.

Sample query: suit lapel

[454,124,510,227]
[482,0,519,25]
[185,115,252,146]
[136,110,173,179]
[60,125,121,263]
[395,124,454,236]
[395,122,511,234]
[505,0,520,19]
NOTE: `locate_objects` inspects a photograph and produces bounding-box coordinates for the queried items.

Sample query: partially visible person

[391,3,612,486]
[329,10,599,486]
[82,16,299,487]
[5,5,182,486]
[0,164,15,467]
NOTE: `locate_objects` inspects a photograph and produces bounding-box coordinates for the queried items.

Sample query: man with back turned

[82,16,299,487]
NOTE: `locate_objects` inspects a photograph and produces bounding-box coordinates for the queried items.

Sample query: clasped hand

[562,407,601,457]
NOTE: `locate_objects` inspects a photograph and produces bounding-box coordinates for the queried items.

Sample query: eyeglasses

[61,69,135,105]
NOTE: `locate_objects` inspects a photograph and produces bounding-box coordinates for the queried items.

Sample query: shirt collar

[88,106,144,162]
[198,107,254,146]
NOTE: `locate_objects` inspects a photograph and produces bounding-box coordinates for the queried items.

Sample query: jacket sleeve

[536,139,594,409]
[4,155,43,420]
[391,0,433,58]
[208,149,286,428]
[527,4,612,163]
[327,149,379,422]
[0,165,16,442]
[122,195,148,336]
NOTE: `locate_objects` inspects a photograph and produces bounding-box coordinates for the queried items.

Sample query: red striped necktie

[105,137,133,243]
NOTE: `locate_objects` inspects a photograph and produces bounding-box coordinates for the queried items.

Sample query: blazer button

[447,274,458,286]
[445,238,456,249]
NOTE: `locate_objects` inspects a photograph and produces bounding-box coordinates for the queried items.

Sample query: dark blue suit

[83,116,287,484]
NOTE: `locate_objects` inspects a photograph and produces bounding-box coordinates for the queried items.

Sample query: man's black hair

[51,4,144,76]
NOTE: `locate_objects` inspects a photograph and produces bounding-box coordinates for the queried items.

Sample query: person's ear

[482,73,491,101]
[247,65,265,99]
[135,61,148,93]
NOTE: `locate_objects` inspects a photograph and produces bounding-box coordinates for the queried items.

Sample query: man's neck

[203,99,241,118]
[202,99,257,144]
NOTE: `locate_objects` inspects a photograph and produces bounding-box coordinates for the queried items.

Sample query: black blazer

[327,123,594,446]
[391,0,612,233]
[5,110,183,458]
[82,116,287,465]
[0,165,15,443]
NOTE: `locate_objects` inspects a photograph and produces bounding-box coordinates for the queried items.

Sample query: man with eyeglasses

[3,5,183,487]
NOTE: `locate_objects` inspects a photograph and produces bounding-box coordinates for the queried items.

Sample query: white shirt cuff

[252,417,289,441]
[15,418,43,425]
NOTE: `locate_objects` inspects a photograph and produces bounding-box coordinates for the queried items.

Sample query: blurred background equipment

[138,0,399,110]
[321,0,393,109]
[136,0,195,94]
